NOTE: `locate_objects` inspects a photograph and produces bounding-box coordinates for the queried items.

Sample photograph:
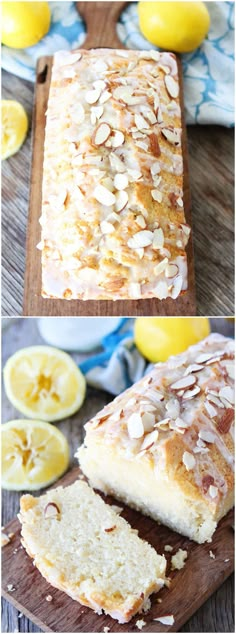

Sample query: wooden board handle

[76,1,127,49]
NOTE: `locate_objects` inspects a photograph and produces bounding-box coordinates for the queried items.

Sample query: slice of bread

[19,480,166,623]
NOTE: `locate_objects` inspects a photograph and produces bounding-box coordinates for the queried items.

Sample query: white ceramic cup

[37,317,122,352]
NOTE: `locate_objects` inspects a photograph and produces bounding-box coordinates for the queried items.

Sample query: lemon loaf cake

[78,334,234,544]
[39,48,190,300]
[19,480,166,623]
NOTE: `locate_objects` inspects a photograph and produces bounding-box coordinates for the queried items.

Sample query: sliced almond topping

[175,417,190,429]
[154,279,169,299]
[182,385,201,400]
[127,413,144,439]
[222,360,235,379]
[94,184,116,206]
[196,352,218,364]
[204,400,218,418]
[100,90,112,104]
[181,223,191,236]
[219,386,234,405]
[109,152,125,173]
[93,79,106,92]
[44,502,60,519]
[100,221,115,234]
[151,162,161,178]
[139,50,160,61]
[92,122,111,146]
[151,189,163,203]
[104,525,117,532]
[141,108,157,125]
[171,275,183,299]
[216,408,234,434]
[110,130,125,148]
[161,127,181,146]
[152,228,164,249]
[127,168,142,181]
[198,430,215,443]
[154,258,168,276]
[164,75,179,98]
[202,475,215,494]
[114,173,129,191]
[154,417,170,430]
[206,393,224,408]
[115,190,128,212]
[65,52,82,65]
[129,282,141,298]
[128,230,153,249]
[141,411,156,432]
[166,399,180,418]
[209,485,218,499]
[176,197,183,207]
[135,140,149,151]
[90,105,104,123]
[136,215,146,229]
[153,615,174,626]
[134,113,150,131]
[182,451,196,471]
[140,429,159,452]
[171,375,196,391]
[184,364,204,375]
[85,88,101,104]
[149,133,161,157]
[165,263,179,278]
[113,85,141,105]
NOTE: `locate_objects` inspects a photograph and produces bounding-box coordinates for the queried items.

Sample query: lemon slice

[3,346,86,422]
[1,419,69,490]
[1,100,28,160]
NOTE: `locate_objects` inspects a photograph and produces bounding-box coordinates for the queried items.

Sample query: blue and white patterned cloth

[2,0,234,126]
[79,319,147,395]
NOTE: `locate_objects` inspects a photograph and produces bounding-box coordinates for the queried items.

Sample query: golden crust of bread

[40,48,190,301]
[78,334,234,540]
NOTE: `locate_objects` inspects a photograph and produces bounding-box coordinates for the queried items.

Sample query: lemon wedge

[3,346,86,422]
[1,419,69,490]
[1,99,28,160]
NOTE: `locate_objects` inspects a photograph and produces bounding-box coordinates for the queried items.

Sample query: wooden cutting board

[2,466,234,633]
[23,1,195,316]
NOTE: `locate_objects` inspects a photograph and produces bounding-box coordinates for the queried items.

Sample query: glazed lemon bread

[39,47,190,300]
[19,480,166,623]
[78,334,234,544]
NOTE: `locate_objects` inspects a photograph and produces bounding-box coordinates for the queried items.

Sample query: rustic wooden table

[2,70,234,317]
[1,317,234,633]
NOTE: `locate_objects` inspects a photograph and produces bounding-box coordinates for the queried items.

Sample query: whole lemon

[138,1,210,53]
[134,318,210,363]
[1,2,51,49]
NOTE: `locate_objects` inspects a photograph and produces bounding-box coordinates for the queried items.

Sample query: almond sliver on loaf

[19,480,166,623]
[78,334,234,544]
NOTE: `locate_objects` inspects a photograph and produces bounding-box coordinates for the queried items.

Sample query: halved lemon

[1,100,28,160]
[1,419,69,490]
[3,346,86,422]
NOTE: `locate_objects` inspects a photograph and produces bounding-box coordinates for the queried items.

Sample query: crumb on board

[171,548,187,570]
[224,558,230,562]
[46,595,53,602]
[164,577,171,588]
[209,550,216,559]
[7,584,16,592]
[164,544,173,552]
[142,597,151,614]
[136,619,146,630]
[1,533,10,547]
[157,598,163,603]
[18,613,23,619]
[154,615,175,625]
[8,532,15,539]
[103,628,110,633]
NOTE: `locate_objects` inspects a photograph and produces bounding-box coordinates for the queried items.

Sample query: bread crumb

[171,548,187,570]
[154,615,174,625]
[7,584,16,592]
[8,532,15,539]
[103,628,110,633]
[142,597,151,613]
[224,558,230,562]
[46,594,53,602]
[1,533,10,547]
[164,544,173,552]
[111,505,124,515]
[164,576,171,588]
[209,550,215,559]
[78,474,85,480]
[136,619,146,630]
[18,613,23,618]
[157,598,162,603]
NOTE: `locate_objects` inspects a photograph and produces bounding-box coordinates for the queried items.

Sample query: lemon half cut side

[1,100,28,160]
[1,419,70,491]
[3,346,86,422]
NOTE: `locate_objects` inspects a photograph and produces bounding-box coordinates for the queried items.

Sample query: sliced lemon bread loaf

[19,480,166,623]
[78,334,234,544]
